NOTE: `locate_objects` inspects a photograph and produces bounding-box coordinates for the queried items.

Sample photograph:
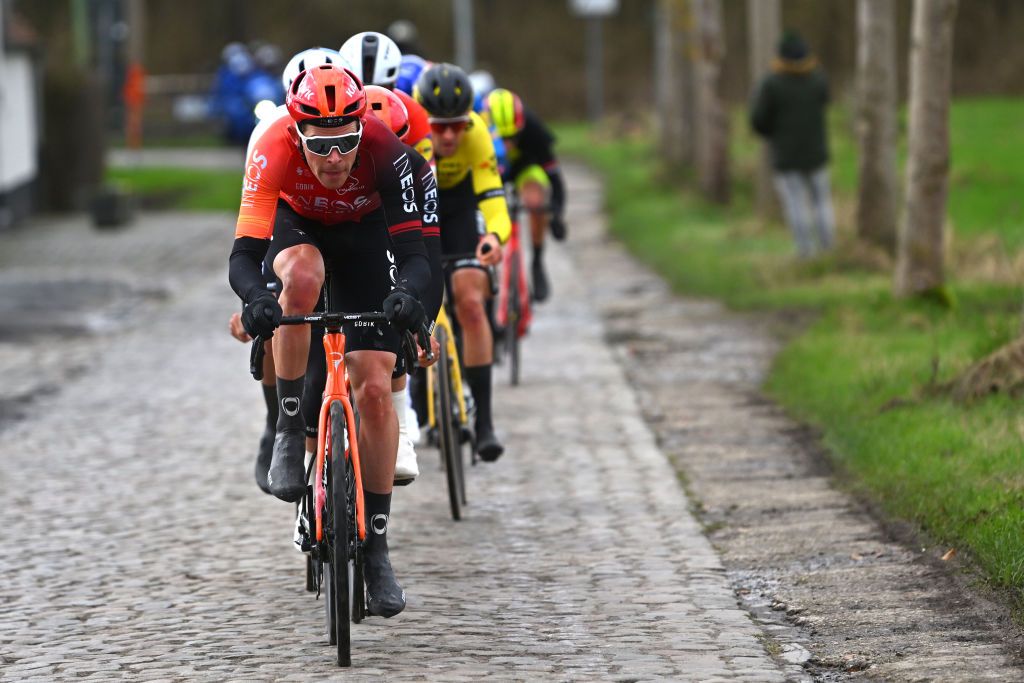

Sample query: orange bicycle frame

[313,329,366,543]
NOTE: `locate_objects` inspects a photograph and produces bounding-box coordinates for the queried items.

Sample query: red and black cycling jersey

[407,144,443,323]
[229,115,430,304]
[506,107,566,219]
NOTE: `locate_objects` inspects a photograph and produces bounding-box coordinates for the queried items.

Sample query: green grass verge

[106,166,241,211]
[556,98,1024,602]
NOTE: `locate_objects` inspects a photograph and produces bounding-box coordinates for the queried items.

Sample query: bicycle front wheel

[328,400,353,666]
[435,326,463,521]
[507,254,522,387]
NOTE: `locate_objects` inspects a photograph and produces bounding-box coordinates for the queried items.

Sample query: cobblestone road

[0,169,790,680]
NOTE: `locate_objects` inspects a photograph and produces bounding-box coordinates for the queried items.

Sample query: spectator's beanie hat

[774,30,816,74]
[778,31,809,61]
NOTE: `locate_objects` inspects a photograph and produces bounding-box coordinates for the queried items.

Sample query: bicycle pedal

[392,477,415,487]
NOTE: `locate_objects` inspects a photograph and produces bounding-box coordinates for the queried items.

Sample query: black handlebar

[249,311,433,381]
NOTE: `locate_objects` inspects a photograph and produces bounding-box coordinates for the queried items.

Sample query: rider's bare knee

[355,377,392,426]
[280,268,322,312]
[455,294,486,331]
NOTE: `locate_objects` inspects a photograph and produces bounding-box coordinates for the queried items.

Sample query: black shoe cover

[531,259,550,303]
[254,424,275,494]
[364,543,407,618]
[475,426,505,462]
[268,428,306,502]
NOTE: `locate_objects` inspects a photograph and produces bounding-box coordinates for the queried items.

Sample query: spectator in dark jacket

[750,31,835,258]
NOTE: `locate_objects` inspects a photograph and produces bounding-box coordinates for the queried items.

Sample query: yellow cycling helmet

[484,88,524,139]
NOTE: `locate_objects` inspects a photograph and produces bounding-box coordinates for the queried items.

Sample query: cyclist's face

[300,120,359,190]
[433,124,467,157]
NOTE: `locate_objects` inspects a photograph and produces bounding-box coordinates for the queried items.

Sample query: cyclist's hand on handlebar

[418,335,440,367]
[241,291,282,339]
[477,233,502,266]
[383,286,427,333]
[228,312,252,343]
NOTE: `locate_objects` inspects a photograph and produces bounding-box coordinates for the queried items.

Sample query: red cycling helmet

[364,85,410,142]
[286,64,366,126]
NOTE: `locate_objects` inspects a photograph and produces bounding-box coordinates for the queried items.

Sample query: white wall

[0,51,39,192]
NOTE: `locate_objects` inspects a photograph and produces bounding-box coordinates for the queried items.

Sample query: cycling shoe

[268,428,306,502]
[364,544,407,618]
[254,424,275,494]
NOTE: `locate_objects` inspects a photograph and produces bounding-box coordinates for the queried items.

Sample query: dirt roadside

[566,165,1024,682]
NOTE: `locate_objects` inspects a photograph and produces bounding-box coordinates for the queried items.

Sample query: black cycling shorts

[439,176,486,270]
[266,200,401,357]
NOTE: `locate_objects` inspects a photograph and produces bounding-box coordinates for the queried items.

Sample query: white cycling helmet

[339,31,402,87]
[280,47,346,93]
[468,70,496,99]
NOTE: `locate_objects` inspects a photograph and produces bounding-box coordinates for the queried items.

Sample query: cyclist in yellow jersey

[414,63,510,461]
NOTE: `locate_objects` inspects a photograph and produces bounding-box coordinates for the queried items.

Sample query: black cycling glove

[383,285,426,333]
[241,291,283,339]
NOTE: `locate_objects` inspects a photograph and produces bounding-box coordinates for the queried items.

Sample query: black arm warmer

[392,236,432,305]
[228,236,271,302]
[421,234,443,323]
[547,166,567,218]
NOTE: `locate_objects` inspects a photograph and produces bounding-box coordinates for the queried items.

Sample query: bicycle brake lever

[418,325,434,364]
[250,336,265,381]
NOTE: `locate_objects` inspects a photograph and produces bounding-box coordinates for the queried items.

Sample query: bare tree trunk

[655,0,696,167]
[691,0,730,204]
[895,0,958,299]
[747,0,780,221]
[856,0,899,253]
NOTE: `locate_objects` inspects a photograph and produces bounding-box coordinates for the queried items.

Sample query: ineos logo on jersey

[421,168,439,223]
[393,154,419,214]
[292,194,357,213]
[281,397,300,417]
[243,149,269,193]
[371,514,388,535]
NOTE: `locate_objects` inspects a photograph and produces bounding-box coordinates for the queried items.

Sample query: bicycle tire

[328,400,352,666]
[435,326,463,521]
[507,254,522,387]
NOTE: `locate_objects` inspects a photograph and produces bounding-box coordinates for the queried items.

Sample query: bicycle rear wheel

[507,254,522,387]
[435,326,463,521]
[327,400,353,666]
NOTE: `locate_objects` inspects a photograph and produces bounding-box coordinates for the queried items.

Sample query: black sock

[363,490,392,554]
[262,383,278,431]
[533,243,544,264]
[276,375,305,433]
[464,365,494,434]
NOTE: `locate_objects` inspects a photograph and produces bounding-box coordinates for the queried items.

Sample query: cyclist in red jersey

[297,85,443,486]
[229,64,430,618]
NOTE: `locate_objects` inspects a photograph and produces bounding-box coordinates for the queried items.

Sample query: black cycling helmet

[414,63,474,119]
